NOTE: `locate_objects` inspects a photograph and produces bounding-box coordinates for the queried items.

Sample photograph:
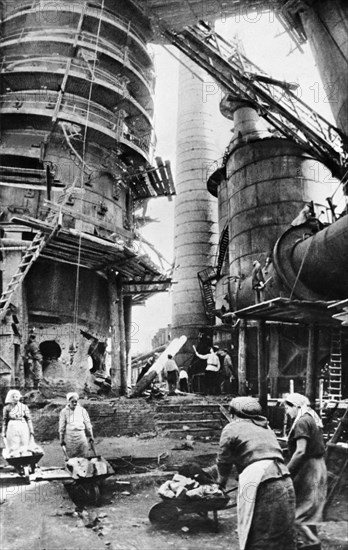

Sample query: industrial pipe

[273,214,348,300]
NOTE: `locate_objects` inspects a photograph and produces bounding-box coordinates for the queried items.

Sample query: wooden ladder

[0,213,61,323]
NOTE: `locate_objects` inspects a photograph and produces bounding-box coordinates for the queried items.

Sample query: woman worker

[216,396,296,550]
[59,392,94,458]
[2,389,35,456]
[284,393,327,548]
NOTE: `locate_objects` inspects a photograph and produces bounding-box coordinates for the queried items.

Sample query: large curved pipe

[274,215,348,300]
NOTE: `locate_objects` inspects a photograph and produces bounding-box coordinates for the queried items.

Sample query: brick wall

[32,398,157,441]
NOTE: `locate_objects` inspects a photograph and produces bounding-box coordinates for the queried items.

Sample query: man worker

[251,260,265,304]
[220,348,237,395]
[163,354,179,395]
[24,334,43,389]
[193,344,220,395]
[179,367,189,393]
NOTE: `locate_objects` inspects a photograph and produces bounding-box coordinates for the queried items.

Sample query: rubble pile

[158,473,224,501]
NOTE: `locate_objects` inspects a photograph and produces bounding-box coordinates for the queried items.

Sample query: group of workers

[2,387,327,549]
[193,344,237,395]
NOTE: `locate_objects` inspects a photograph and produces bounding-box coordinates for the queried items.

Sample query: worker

[291,204,313,226]
[216,397,297,550]
[163,354,179,395]
[24,334,43,389]
[220,348,237,395]
[2,389,35,457]
[179,367,189,393]
[284,393,327,549]
[193,344,220,395]
[251,261,265,304]
[59,393,94,458]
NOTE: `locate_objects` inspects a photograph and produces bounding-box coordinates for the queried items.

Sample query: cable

[289,237,313,300]
[72,0,105,346]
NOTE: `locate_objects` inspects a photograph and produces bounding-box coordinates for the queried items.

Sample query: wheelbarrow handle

[224,486,238,495]
[61,444,69,461]
[89,440,98,457]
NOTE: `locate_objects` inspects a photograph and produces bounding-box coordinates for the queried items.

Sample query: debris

[181,526,190,533]
[138,431,157,439]
[121,491,131,496]
[78,509,99,528]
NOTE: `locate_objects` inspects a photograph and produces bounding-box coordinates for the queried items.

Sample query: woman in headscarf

[216,396,296,550]
[2,389,34,457]
[284,392,327,548]
[59,392,94,458]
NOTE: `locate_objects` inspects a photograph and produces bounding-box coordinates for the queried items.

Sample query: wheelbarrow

[62,441,115,506]
[2,437,44,484]
[149,487,237,532]
[4,452,44,484]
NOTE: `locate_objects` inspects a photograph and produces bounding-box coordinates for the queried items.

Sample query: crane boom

[162,23,348,184]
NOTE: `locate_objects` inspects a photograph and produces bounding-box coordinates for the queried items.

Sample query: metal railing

[0,92,155,156]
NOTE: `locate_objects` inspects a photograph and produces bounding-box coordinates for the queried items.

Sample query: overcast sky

[131,13,337,355]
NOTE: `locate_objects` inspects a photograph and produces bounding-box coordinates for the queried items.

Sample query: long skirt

[293,456,327,524]
[65,429,89,458]
[246,476,297,550]
[5,420,30,454]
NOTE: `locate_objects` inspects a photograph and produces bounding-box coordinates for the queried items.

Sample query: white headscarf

[66,392,79,403]
[285,392,323,438]
[5,389,22,404]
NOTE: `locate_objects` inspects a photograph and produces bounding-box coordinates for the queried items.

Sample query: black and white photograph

[0,1,347,549]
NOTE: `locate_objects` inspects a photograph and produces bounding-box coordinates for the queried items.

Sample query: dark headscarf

[229,397,267,428]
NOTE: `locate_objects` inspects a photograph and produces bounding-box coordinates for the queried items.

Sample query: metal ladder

[328,330,342,400]
[163,22,348,183]
[198,267,217,322]
[216,224,229,277]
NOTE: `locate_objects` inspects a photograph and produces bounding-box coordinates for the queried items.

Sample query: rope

[72,0,105,345]
[289,237,313,300]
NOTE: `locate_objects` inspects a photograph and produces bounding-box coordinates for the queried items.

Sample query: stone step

[155,411,221,422]
[164,427,221,439]
[156,419,222,429]
[156,403,220,413]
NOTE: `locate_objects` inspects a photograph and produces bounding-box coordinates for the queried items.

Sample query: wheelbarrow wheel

[70,481,101,505]
[149,502,179,526]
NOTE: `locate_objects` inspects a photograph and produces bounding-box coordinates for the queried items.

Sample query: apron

[237,459,273,550]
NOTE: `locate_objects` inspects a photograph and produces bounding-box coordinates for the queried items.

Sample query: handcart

[149,487,237,532]
[62,442,115,506]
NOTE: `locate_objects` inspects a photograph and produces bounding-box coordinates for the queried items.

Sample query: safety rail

[0,56,152,122]
[0,29,155,90]
[163,23,348,183]
[3,2,151,47]
[0,92,154,155]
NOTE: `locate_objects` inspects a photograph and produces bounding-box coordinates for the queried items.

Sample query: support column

[117,276,127,396]
[269,324,280,398]
[108,274,121,395]
[123,295,132,389]
[257,320,268,413]
[306,325,318,406]
[238,320,247,396]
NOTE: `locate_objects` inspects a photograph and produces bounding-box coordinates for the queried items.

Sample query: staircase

[155,400,224,439]
[328,330,342,400]
[216,224,229,277]
[197,267,217,323]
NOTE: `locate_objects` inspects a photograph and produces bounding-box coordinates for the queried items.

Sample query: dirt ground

[0,434,347,550]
